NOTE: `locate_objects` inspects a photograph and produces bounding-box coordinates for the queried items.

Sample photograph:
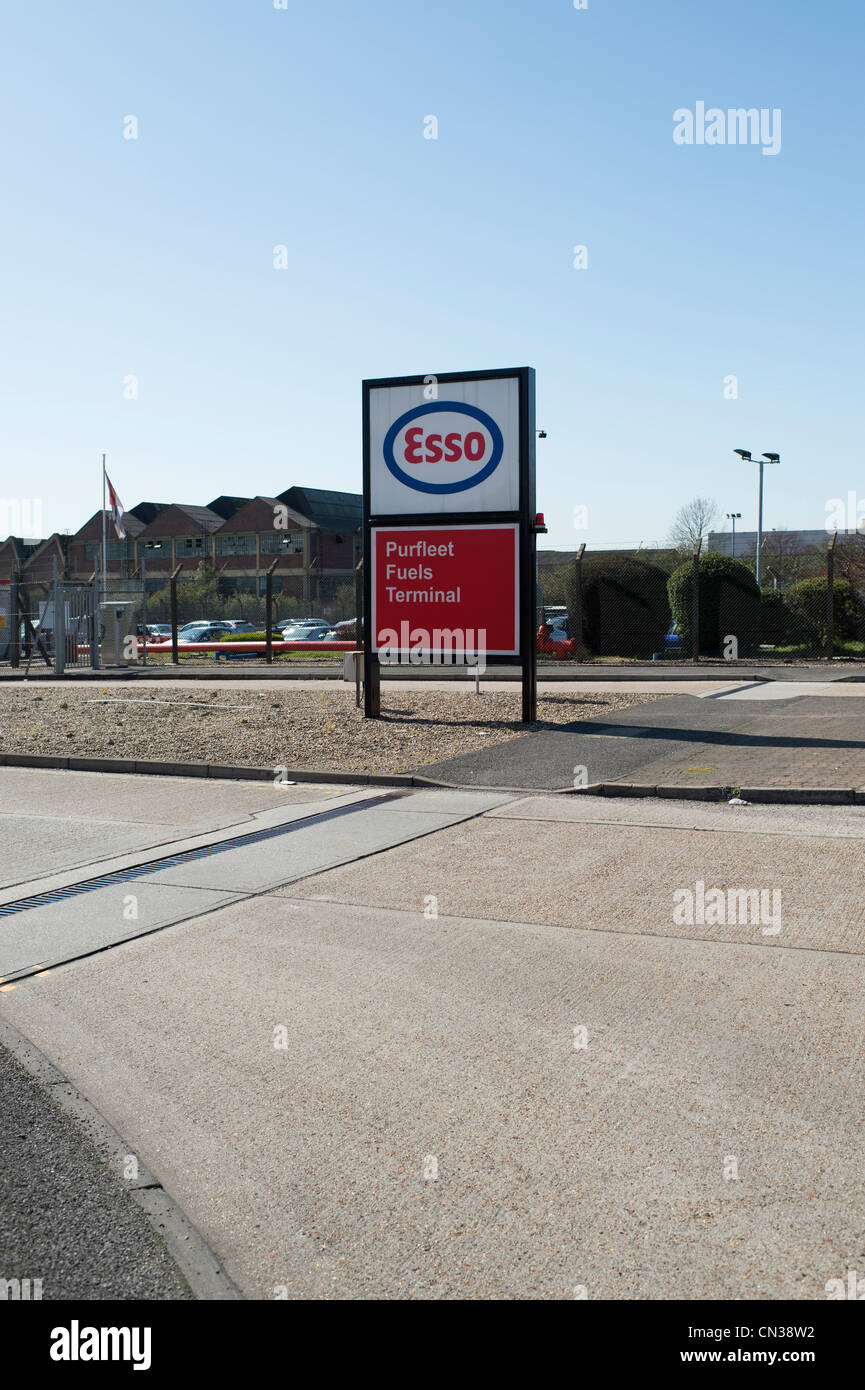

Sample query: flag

[105,472,127,539]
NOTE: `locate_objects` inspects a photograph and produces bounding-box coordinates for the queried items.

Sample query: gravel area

[0,687,662,774]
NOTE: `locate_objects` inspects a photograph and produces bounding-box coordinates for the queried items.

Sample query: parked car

[219,620,257,632]
[537,623,577,660]
[175,625,232,645]
[277,617,328,633]
[147,624,172,639]
[150,623,221,644]
[158,625,230,644]
[544,607,569,634]
[177,620,234,635]
[282,624,333,642]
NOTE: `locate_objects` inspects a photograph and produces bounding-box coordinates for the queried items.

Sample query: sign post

[362,367,537,720]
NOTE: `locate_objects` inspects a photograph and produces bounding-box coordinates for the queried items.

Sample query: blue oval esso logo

[382,401,504,494]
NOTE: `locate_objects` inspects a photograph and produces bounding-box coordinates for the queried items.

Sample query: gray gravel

[0,1043,190,1300]
[0,687,662,775]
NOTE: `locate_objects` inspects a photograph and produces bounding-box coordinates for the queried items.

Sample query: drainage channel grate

[0,792,403,920]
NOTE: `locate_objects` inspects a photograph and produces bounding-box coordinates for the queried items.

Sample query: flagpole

[101,454,107,603]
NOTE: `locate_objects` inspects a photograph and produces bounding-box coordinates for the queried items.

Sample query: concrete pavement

[1,768,863,1299]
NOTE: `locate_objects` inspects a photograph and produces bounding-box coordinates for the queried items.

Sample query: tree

[667,497,719,553]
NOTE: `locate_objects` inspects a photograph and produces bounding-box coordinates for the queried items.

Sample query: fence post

[574,543,585,664]
[826,530,837,660]
[10,572,19,667]
[265,559,278,664]
[170,564,182,665]
[53,555,65,676]
[354,557,363,709]
[91,554,101,670]
[691,538,702,662]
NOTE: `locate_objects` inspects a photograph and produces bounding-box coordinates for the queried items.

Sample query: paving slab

[2,893,863,1300]
[489,793,865,839]
[619,697,865,791]
[144,798,507,894]
[0,766,333,826]
[284,814,865,955]
[0,782,514,976]
[0,882,242,979]
[0,767,341,891]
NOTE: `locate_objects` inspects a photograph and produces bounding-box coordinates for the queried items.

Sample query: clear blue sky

[2,0,861,549]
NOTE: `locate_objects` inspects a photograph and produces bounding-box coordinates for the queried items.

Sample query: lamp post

[733,451,780,587]
[726,512,741,558]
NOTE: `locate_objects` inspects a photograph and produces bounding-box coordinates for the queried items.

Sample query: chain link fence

[539,537,865,662]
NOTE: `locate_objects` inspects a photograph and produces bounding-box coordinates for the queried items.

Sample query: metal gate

[55,581,100,671]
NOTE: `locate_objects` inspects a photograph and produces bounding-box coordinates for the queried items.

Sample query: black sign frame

[362,366,537,721]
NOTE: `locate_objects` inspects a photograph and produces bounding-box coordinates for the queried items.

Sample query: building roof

[129,502,170,526]
[70,510,146,543]
[216,497,311,534]
[207,496,253,521]
[707,529,856,557]
[278,487,362,532]
[136,504,224,539]
[0,536,46,562]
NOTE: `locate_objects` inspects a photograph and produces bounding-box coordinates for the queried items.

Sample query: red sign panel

[371,524,519,656]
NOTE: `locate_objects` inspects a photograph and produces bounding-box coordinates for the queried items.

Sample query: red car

[537,623,577,660]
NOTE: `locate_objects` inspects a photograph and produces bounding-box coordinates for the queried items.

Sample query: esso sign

[367,372,521,515]
[383,403,504,495]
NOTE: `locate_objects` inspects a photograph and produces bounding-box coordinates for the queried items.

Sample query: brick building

[1,486,362,609]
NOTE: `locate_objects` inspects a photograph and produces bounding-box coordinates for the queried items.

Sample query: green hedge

[668,553,762,656]
[786,576,861,641]
[566,556,672,658]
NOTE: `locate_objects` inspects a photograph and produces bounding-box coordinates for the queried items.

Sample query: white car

[178,619,227,634]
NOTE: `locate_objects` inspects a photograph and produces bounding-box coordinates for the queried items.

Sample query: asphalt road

[0,1042,189,1300]
[1,767,864,1299]
[421,687,865,790]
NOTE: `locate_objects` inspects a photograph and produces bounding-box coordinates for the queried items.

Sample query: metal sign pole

[140,552,147,666]
[354,556,363,709]
[519,367,537,724]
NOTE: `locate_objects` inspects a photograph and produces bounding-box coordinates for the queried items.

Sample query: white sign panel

[369,375,520,515]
